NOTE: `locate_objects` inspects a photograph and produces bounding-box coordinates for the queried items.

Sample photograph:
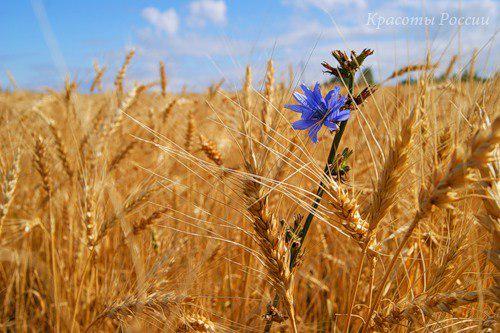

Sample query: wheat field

[0,50,498,332]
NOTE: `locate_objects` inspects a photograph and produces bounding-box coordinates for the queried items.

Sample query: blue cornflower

[285,83,349,143]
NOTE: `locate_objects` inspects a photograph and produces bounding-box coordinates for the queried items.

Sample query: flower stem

[264,75,354,333]
[291,74,354,267]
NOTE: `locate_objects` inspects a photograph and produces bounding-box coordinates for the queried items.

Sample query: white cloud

[189,0,227,26]
[284,0,367,10]
[141,7,179,35]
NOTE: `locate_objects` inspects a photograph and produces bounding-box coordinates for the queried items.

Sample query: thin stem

[264,75,354,333]
[291,74,354,267]
[70,249,96,333]
[361,212,423,332]
[344,245,367,331]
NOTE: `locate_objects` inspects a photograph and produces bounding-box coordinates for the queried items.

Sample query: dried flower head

[322,48,374,79]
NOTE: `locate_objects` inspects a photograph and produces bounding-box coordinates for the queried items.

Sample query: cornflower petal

[312,82,327,109]
[328,94,347,110]
[300,84,322,110]
[324,86,340,105]
[285,104,311,114]
[292,119,316,130]
[324,120,340,131]
[308,122,323,143]
[292,92,309,106]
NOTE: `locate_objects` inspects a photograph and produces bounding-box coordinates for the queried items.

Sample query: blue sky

[0,0,497,91]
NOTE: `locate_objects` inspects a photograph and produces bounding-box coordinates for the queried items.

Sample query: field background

[0,49,499,333]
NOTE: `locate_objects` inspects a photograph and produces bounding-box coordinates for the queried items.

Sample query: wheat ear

[87,292,190,330]
[368,110,417,231]
[374,291,482,330]
[90,61,106,93]
[242,165,297,332]
[114,49,135,97]
[185,110,195,152]
[384,63,438,82]
[261,59,274,135]
[363,117,500,331]
[33,136,52,197]
[0,151,20,236]
[47,120,73,179]
[159,60,168,97]
[443,55,458,80]
[199,134,223,166]
[176,314,216,332]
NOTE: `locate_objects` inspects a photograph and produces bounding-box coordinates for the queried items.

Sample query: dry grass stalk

[429,118,499,210]
[239,65,253,159]
[428,82,464,96]
[64,77,77,107]
[272,137,299,182]
[437,126,453,163]
[476,116,500,306]
[6,70,18,90]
